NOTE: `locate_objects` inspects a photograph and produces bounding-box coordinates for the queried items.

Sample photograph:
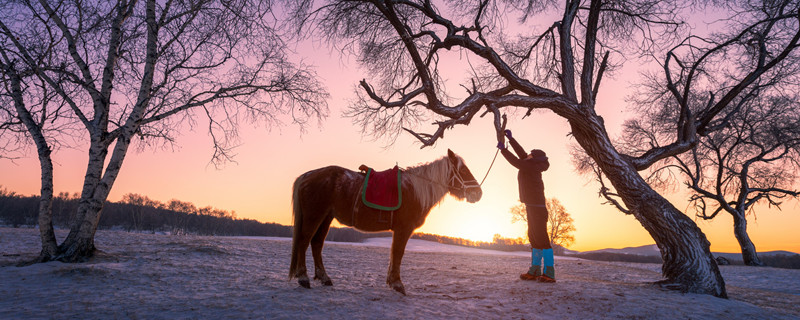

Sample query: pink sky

[2,16,799,254]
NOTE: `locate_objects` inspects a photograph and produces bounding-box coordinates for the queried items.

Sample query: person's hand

[497,141,505,149]
[504,129,512,139]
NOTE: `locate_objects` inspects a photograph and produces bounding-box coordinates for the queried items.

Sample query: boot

[520,265,541,281]
[520,248,543,280]
[538,266,556,282]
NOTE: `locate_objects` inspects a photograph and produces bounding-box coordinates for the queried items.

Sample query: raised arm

[508,137,528,159]
[500,147,522,169]
[505,130,528,159]
[501,147,550,172]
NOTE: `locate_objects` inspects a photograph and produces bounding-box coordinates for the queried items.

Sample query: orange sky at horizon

[2,8,800,255]
[4,105,798,254]
[3,60,799,254]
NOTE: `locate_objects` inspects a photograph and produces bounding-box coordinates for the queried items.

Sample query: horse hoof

[299,279,311,289]
[390,283,406,295]
[314,275,333,286]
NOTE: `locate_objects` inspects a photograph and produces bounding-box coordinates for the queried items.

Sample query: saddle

[358,164,402,211]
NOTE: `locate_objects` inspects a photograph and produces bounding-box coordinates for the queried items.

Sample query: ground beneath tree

[1,228,798,319]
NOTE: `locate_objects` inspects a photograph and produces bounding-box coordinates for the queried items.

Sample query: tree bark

[5,63,59,261]
[732,212,763,266]
[56,0,151,262]
[56,134,109,262]
[35,144,58,261]
[568,108,727,297]
[57,131,139,261]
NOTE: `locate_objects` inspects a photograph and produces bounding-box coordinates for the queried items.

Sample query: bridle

[448,160,481,193]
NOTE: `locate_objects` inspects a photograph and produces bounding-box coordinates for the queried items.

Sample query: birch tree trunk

[57,0,156,261]
[59,123,143,261]
[566,107,727,297]
[57,139,109,261]
[33,143,58,260]
[733,213,763,266]
[4,63,59,261]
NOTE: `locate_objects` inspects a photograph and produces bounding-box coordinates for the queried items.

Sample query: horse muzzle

[465,188,482,203]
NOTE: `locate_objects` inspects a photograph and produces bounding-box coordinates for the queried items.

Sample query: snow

[1,227,798,319]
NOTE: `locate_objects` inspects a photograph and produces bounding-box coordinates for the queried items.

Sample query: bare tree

[0,26,76,259]
[0,0,328,262]
[121,193,165,231]
[297,0,800,297]
[626,93,800,266]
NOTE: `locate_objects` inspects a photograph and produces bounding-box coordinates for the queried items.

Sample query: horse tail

[289,172,306,280]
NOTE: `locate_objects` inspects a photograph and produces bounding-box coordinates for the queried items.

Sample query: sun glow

[415,193,529,244]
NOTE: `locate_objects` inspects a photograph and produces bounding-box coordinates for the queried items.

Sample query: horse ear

[447,149,457,162]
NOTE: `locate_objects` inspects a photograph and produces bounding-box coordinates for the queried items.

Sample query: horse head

[446,149,482,203]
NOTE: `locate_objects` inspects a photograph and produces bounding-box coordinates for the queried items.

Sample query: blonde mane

[402,155,457,210]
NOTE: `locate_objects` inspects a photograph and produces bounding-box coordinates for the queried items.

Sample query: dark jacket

[500,137,549,205]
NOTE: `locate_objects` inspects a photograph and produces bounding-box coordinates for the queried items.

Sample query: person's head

[526,149,546,159]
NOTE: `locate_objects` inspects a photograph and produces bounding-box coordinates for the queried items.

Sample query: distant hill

[581,244,798,260]
[584,244,662,257]
[571,244,800,268]
[710,250,800,263]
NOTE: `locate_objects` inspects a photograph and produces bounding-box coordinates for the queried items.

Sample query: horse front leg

[387,228,412,295]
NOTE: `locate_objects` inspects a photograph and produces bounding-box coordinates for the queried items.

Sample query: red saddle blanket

[360,165,402,211]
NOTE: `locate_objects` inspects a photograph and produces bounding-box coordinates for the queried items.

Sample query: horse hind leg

[311,214,334,286]
[291,201,324,289]
[291,235,313,289]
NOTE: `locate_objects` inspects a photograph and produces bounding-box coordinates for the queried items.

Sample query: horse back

[295,166,362,205]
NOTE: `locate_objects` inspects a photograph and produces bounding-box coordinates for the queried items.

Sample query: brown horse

[289,149,482,294]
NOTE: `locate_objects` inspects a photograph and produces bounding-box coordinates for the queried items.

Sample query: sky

[2,7,799,255]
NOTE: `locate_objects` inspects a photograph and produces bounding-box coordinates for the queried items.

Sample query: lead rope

[479,148,500,186]
[400,149,500,189]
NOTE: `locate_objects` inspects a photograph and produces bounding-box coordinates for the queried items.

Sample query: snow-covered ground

[1,227,798,319]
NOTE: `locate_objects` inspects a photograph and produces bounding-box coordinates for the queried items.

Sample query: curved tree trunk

[57,196,104,262]
[568,109,727,297]
[732,212,763,266]
[6,67,59,262]
[35,145,58,261]
[56,136,108,262]
[57,131,137,262]
[55,0,153,262]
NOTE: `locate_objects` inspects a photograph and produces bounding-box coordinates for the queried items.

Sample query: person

[497,129,555,282]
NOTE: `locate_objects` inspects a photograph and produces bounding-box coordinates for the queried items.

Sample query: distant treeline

[0,190,387,241]
[409,232,570,255]
[0,189,552,251]
[2,189,796,269]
